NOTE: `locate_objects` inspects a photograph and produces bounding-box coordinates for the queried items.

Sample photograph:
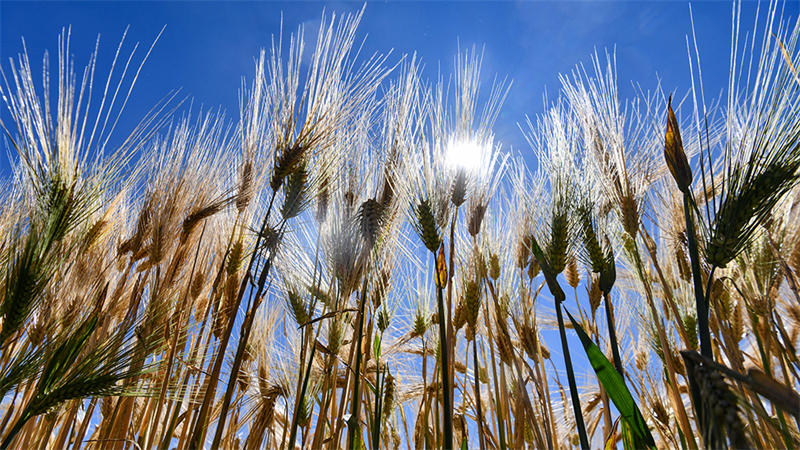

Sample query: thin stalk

[106,266,158,450]
[554,301,589,450]
[482,301,506,450]
[186,299,239,445]
[472,338,486,450]
[293,228,325,435]
[435,272,453,449]
[209,276,275,449]
[752,320,794,449]
[0,388,19,437]
[288,337,318,449]
[446,208,458,417]
[35,413,56,450]
[346,270,372,449]
[330,287,359,447]
[371,364,384,449]
[603,291,623,376]
[628,238,696,449]
[159,312,208,450]
[175,299,216,450]
[51,401,78,450]
[311,360,332,448]
[327,363,340,450]
[529,241,589,450]
[145,224,207,449]
[0,410,31,450]
[279,396,291,449]
[206,204,284,449]
[497,350,513,446]
[528,316,557,450]
[682,194,713,359]
[420,338,429,449]
[509,348,538,445]
[289,258,329,450]
[640,228,690,342]
[71,398,96,449]
[400,398,412,449]
[682,193,718,449]
[432,360,440,446]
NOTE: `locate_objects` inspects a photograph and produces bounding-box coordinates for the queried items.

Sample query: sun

[445,136,486,172]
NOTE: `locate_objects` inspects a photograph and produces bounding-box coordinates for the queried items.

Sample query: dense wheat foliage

[1,3,799,449]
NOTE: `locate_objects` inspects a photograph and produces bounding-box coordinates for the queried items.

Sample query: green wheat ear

[38,308,101,396]
[0,344,47,399]
[1,301,164,449]
[547,209,569,274]
[271,144,307,191]
[414,199,441,253]
[598,245,616,295]
[706,160,800,268]
[578,204,604,274]
[0,182,84,344]
[411,306,428,338]
[287,289,310,326]
[359,198,385,248]
[281,163,309,220]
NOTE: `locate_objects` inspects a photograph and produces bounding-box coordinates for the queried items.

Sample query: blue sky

[2,1,796,177]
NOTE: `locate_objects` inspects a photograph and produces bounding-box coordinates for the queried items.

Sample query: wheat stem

[434,276,454,449]
[683,194,714,360]
[603,291,623,377]
[345,264,372,449]
[190,191,278,449]
[473,337,487,450]
[482,292,506,450]
[211,218,286,448]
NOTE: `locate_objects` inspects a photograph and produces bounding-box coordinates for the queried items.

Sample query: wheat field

[0,3,798,449]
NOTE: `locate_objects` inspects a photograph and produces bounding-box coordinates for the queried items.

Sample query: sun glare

[445,137,486,172]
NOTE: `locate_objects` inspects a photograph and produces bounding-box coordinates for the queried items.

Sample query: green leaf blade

[565,309,656,449]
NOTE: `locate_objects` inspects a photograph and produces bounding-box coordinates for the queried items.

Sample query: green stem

[473,338,486,450]
[436,279,453,449]
[446,208,458,416]
[372,364,384,449]
[288,334,317,449]
[682,194,713,359]
[682,193,718,448]
[603,291,624,377]
[530,237,589,450]
[346,275,370,449]
[555,301,590,450]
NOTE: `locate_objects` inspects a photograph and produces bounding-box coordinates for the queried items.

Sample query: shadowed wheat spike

[414,199,442,253]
